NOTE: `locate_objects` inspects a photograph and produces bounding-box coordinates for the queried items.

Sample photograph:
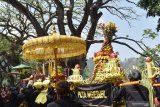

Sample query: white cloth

[72,68,80,75]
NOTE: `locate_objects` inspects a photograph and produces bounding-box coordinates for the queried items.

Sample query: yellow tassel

[35,89,48,104]
[42,62,45,75]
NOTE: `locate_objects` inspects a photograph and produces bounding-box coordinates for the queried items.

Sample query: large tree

[0,0,150,71]
[138,0,160,31]
[138,0,160,66]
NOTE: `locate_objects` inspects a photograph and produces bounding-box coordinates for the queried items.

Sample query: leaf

[142,29,158,39]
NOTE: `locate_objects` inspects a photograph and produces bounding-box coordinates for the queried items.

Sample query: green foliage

[139,51,160,68]
[138,0,160,16]
[157,44,160,50]
[145,48,159,58]
[139,47,160,67]
[0,36,11,52]
[142,28,160,66]
[138,0,160,31]
[142,29,158,39]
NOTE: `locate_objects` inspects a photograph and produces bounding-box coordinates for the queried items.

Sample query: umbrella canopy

[22,33,86,60]
[12,64,31,70]
[22,33,86,81]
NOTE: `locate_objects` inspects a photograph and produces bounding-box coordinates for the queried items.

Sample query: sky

[87,1,160,61]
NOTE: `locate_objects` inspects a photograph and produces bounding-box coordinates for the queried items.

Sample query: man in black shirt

[112,69,150,107]
[47,80,83,107]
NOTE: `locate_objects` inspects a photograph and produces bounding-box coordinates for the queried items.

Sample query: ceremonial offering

[67,64,83,83]
[68,75,83,82]
[89,22,124,83]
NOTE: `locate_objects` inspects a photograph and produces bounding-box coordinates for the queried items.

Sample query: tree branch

[101,4,138,26]
[87,38,147,57]
[67,0,77,36]
[86,0,103,52]
[86,39,104,44]
[44,13,57,31]
[0,32,13,42]
[126,0,137,6]
[3,0,47,37]
[77,0,93,37]
[102,0,112,5]
[53,0,66,35]
[113,37,147,51]
[112,40,146,57]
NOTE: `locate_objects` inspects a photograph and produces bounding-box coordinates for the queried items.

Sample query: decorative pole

[146,57,154,80]
[145,56,155,107]
[54,48,58,82]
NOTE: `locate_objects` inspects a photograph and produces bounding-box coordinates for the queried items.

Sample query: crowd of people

[1,69,160,107]
[0,84,47,107]
[0,80,82,107]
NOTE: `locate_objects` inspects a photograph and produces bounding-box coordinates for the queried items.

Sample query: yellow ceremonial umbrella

[22,33,86,81]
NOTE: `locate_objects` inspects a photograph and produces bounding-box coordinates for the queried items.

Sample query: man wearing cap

[47,80,83,107]
[112,69,150,107]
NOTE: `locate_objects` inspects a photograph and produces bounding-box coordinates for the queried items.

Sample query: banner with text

[75,83,112,106]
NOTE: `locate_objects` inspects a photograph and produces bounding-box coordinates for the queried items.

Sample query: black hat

[128,69,141,81]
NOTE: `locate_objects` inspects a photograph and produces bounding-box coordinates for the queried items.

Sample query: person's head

[75,64,80,69]
[128,69,141,81]
[55,80,69,96]
[48,86,54,94]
